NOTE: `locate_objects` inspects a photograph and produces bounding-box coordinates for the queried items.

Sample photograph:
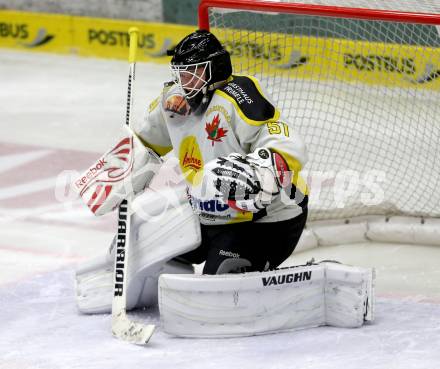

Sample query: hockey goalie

[74,30,374,337]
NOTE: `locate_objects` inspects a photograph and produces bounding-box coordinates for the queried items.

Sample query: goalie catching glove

[199,148,291,213]
[73,126,162,215]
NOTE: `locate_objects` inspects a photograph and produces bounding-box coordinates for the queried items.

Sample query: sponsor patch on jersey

[164,94,191,116]
[205,113,228,146]
[205,105,232,124]
[190,197,230,213]
[218,75,277,124]
[179,136,203,185]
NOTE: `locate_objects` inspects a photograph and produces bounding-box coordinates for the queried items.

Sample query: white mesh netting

[260,0,440,14]
[206,1,440,221]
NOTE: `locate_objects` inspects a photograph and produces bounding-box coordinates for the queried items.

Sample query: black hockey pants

[178,207,308,275]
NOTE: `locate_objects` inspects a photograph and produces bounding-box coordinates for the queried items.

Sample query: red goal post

[199,0,440,28]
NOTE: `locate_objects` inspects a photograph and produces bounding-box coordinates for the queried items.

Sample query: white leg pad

[75,186,201,314]
[325,262,375,327]
[158,262,375,337]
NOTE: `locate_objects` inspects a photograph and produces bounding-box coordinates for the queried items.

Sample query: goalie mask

[168,30,232,111]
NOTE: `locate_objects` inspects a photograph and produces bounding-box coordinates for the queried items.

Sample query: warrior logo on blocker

[205,114,228,146]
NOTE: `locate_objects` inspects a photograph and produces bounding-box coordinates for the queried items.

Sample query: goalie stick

[111,27,155,344]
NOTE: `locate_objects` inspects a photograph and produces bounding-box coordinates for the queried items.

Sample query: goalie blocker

[159,262,375,337]
[73,126,162,216]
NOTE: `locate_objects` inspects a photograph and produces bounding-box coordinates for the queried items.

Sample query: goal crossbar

[199,0,440,30]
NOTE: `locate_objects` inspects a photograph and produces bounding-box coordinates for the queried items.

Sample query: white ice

[1,50,439,369]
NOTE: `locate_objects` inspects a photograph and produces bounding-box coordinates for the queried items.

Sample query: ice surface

[1,50,440,369]
[1,271,440,369]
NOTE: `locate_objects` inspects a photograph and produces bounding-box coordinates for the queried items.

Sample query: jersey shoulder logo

[205,113,228,146]
[217,75,278,125]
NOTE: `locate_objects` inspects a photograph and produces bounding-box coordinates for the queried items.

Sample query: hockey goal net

[199,0,440,236]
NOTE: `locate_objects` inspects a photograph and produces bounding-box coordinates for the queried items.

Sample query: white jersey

[134,75,308,225]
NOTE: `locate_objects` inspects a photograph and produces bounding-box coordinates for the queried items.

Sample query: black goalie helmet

[168,30,232,109]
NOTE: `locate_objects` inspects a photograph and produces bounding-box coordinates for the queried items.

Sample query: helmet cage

[170,61,212,100]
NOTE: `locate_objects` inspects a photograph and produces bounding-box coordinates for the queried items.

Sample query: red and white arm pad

[73,126,162,216]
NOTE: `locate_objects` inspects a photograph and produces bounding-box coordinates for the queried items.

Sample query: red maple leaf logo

[205,114,228,146]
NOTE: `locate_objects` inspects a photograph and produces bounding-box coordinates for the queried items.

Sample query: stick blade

[112,314,155,345]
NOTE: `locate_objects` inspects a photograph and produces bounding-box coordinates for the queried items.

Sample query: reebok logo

[219,250,240,258]
[75,158,106,189]
[262,271,312,286]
